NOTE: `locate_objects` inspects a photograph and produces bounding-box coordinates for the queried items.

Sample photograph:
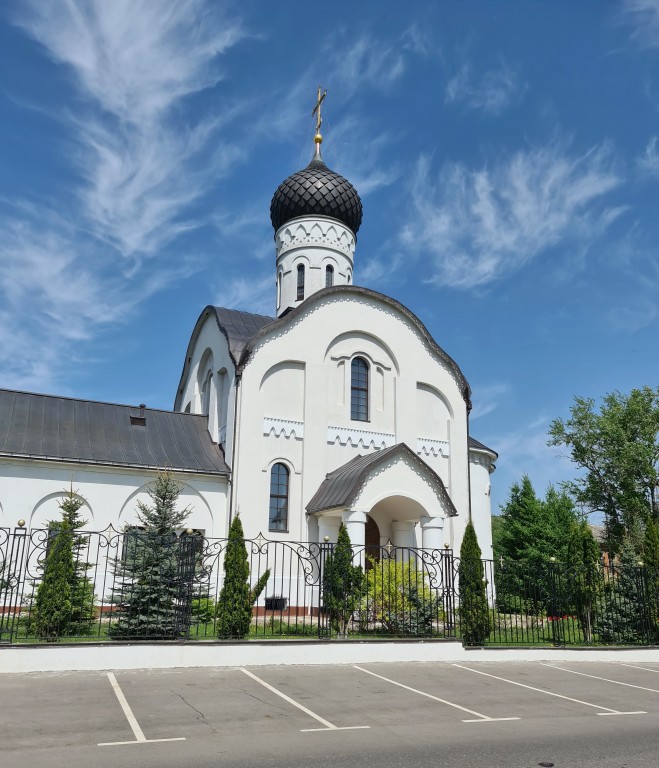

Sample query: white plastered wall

[231,291,470,548]
[0,457,228,537]
[467,449,496,560]
[177,314,236,458]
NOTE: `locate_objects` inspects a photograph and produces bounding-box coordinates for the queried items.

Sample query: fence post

[0,525,30,643]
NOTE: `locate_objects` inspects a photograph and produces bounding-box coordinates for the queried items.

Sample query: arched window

[201,370,213,416]
[276,271,282,310]
[351,357,369,421]
[296,264,305,301]
[347,271,352,284]
[269,463,289,532]
[325,264,334,287]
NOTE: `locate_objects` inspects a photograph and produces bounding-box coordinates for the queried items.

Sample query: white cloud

[621,0,659,48]
[637,136,659,176]
[401,140,625,289]
[215,273,274,317]
[470,382,510,420]
[445,61,526,115]
[2,0,247,389]
[328,33,406,97]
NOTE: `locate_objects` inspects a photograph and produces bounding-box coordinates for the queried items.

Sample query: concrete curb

[3,641,659,673]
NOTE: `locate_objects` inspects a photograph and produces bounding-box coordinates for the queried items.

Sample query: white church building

[0,130,496,559]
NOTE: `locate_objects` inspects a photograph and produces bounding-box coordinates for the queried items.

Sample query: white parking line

[353,665,520,723]
[541,663,659,694]
[452,664,646,717]
[98,672,187,747]
[239,667,370,733]
[620,663,659,675]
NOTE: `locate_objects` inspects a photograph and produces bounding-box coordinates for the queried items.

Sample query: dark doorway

[365,515,380,569]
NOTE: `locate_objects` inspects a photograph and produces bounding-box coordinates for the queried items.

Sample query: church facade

[0,132,496,559]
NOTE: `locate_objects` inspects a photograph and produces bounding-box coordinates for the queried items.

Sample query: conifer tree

[216,515,270,639]
[33,518,74,641]
[322,523,364,638]
[566,520,601,643]
[110,471,193,640]
[643,518,659,641]
[33,489,95,639]
[459,520,490,645]
[596,538,650,644]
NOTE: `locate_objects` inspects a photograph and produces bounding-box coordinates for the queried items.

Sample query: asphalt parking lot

[2,660,659,768]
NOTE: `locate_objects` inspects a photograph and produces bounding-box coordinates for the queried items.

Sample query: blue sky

[1,0,658,515]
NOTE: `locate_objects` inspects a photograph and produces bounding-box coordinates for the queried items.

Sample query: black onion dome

[270,156,363,234]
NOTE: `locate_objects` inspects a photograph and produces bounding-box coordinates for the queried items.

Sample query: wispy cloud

[3,0,247,389]
[215,273,273,317]
[621,0,659,48]
[445,60,526,115]
[470,382,510,420]
[401,139,625,289]
[637,135,659,176]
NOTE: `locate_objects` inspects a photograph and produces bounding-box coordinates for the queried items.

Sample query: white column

[317,516,342,544]
[391,521,416,559]
[342,509,367,567]
[420,515,445,552]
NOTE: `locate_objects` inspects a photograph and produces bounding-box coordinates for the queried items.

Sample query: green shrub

[322,523,364,638]
[364,556,439,635]
[191,596,216,624]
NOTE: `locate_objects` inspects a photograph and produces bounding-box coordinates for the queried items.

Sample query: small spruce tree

[110,471,193,640]
[216,515,270,639]
[322,523,364,638]
[459,520,490,645]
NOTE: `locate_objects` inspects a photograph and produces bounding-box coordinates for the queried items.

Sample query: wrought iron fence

[0,526,657,646]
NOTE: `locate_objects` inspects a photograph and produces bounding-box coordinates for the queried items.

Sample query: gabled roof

[174,306,275,409]
[306,442,458,516]
[238,286,472,409]
[0,389,229,476]
[468,436,498,458]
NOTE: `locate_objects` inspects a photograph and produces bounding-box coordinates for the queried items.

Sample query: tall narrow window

[269,463,289,532]
[325,264,334,287]
[201,370,212,415]
[351,357,369,421]
[276,271,282,310]
[296,264,305,301]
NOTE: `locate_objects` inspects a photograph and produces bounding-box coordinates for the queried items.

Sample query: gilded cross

[312,86,327,136]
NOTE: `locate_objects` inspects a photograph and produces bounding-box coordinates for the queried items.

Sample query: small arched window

[297,264,305,301]
[276,271,282,310]
[325,265,334,287]
[351,357,369,421]
[201,370,213,416]
[347,271,352,284]
[269,463,289,532]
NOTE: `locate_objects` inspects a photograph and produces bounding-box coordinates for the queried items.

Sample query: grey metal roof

[306,443,458,516]
[213,307,275,362]
[468,436,498,458]
[174,306,275,409]
[0,389,229,476]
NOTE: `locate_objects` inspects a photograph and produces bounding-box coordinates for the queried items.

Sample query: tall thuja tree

[596,538,650,644]
[33,517,74,641]
[566,520,601,643]
[459,521,490,645]
[322,523,364,638]
[110,471,192,640]
[643,518,659,641]
[59,490,95,635]
[216,515,269,639]
[33,490,95,639]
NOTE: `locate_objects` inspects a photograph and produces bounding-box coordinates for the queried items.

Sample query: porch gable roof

[306,442,458,516]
